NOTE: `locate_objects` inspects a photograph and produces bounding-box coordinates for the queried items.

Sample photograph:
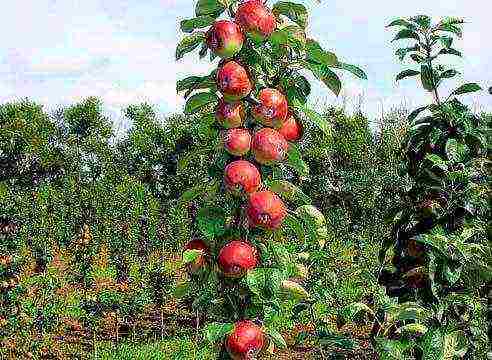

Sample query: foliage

[367,15,491,359]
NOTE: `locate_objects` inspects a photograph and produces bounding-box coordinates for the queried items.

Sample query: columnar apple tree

[176,0,365,357]
[376,16,491,356]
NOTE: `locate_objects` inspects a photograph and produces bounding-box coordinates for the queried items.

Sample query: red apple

[223,128,251,156]
[252,88,288,128]
[247,190,287,230]
[206,20,244,58]
[218,240,258,278]
[216,99,246,128]
[217,61,252,101]
[235,1,276,41]
[278,113,303,142]
[224,160,261,195]
[251,128,289,165]
[226,320,265,360]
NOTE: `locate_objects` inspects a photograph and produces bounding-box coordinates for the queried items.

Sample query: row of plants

[0,94,418,358]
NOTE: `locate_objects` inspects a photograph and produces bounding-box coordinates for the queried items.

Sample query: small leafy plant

[370,15,490,358]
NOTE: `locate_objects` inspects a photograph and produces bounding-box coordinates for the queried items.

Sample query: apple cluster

[182,1,304,358]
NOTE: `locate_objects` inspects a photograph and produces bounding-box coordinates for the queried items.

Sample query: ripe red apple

[206,20,244,58]
[247,190,287,230]
[216,99,246,128]
[217,61,252,101]
[184,239,208,272]
[226,320,265,360]
[223,128,251,156]
[224,160,261,195]
[218,240,258,278]
[252,88,288,128]
[251,128,289,165]
[278,113,303,142]
[235,0,276,41]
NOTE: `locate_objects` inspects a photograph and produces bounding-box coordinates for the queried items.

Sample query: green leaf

[199,42,208,59]
[177,73,216,96]
[317,332,358,350]
[283,25,307,50]
[420,64,435,91]
[173,281,190,299]
[246,268,283,298]
[292,74,311,97]
[449,83,482,96]
[176,32,206,60]
[425,154,448,172]
[375,338,413,360]
[439,36,453,49]
[445,138,469,163]
[296,205,325,228]
[178,180,217,205]
[292,99,332,138]
[397,323,428,337]
[182,249,202,265]
[195,0,225,16]
[281,280,310,300]
[421,328,443,359]
[273,1,308,28]
[204,323,234,344]
[443,262,462,285]
[408,105,429,122]
[410,15,431,29]
[180,16,216,33]
[286,143,309,176]
[265,179,311,205]
[197,206,226,239]
[339,303,374,324]
[177,76,204,93]
[387,18,415,28]
[440,69,459,79]
[305,39,338,66]
[266,328,287,349]
[268,30,289,47]
[296,205,328,247]
[281,214,305,243]
[441,17,464,26]
[392,29,420,42]
[410,53,425,63]
[438,48,462,57]
[395,45,420,61]
[396,69,420,82]
[332,62,367,80]
[387,303,428,323]
[304,61,341,96]
[184,92,218,115]
[436,23,463,38]
[283,73,311,105]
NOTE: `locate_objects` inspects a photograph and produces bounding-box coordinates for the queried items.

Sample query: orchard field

[1,1,491,359]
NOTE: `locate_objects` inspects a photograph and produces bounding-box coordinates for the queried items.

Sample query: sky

[0,0,490,134]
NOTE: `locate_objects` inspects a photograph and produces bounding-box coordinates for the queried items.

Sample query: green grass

[94,338,219,360]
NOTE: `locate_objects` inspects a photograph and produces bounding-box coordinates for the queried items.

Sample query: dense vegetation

[1,96,489,358]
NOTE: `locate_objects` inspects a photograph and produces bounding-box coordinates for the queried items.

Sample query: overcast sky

[0,0,490,133]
